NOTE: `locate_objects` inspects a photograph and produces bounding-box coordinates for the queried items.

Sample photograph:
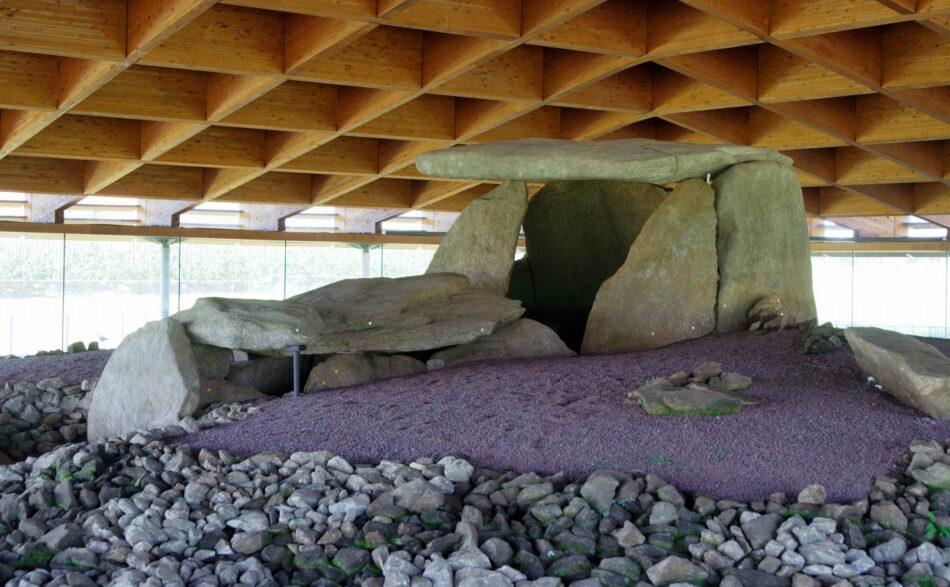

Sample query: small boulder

[196,379,265,408]
[426,319,574,370]
[192,343,231,380]
[304,353,426,393]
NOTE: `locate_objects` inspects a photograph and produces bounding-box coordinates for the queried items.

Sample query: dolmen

[88,138,820,439]
[417,138,817,352]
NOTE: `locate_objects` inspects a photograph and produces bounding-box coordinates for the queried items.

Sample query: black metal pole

[289,345,304,397]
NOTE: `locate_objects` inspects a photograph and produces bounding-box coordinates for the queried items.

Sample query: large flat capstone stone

[426,181,527,295]
[427,318,575,370]
[582,179,718,354]
[713,160,817,332]
[511,180,666,350]
[87,319,200,441]
[416,138,791,184]
[172,297,324,354]
[289,273,524,354]
[845,327,950,420]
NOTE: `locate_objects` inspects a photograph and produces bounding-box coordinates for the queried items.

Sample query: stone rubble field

[2,376,950,586]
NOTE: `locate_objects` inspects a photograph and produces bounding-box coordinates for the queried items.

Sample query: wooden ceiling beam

[783,148,838,184]
[280,136,379,176]
[551,65,652,112]
[662,108,750,145]
[915,182,950,214]
[819,186,910,217]
[529,0,648,57]
[410,179,481,209]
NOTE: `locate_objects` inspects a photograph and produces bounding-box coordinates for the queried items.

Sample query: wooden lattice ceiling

[0,0,948,231]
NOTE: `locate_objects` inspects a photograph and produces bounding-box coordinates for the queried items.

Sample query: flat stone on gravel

[448,546,492,570]
[231,531,267,555]
[38,524,82,550]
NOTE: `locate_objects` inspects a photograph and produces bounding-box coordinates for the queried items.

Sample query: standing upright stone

[515,180,667,350]
[582,179,717,354]
[426,181,528,295]
[87,319,200,441]
[713,161,816,332]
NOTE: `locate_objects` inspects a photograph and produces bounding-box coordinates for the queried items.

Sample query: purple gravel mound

[0,350,112,386]
[183,330,950,502]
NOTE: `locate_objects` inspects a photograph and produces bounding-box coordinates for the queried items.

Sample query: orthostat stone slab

[713,160,816,332]
[582,179,717,354]
[304,353,426,392]
[510,180,666,350]
[416,138,791,183]
[87,319,199,441]
[426,180,527,295]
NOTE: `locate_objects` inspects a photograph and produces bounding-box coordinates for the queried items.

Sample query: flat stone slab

[173,297,324,354]
[636,386,748,416]
[416,138,791,184]
[845,326,950,420]
[289,273,524,354]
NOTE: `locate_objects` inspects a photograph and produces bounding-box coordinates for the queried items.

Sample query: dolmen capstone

[846,327,950,420]
[416,138,818,352]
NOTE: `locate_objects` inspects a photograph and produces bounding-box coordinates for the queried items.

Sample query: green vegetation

[925,512,950,540]
[11,546,56,570]
[646,452,672,466]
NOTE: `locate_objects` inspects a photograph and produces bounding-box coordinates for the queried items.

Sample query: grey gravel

[3,375,950,586]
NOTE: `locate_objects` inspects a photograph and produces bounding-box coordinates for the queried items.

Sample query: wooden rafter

[0,0,944,223]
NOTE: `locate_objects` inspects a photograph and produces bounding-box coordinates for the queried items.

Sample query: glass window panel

[381,244,436,278]
[811,253,854,328]
[62,235,172,350]
[285,242,381,297]
[0,233,64,355]
[178,239,284,309]
[852,252,947,338]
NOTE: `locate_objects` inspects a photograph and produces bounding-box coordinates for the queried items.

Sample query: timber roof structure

[0,0,948,236]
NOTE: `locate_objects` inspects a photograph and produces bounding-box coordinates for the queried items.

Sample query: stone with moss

[638,386,746,416]
[548,554,593,580]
